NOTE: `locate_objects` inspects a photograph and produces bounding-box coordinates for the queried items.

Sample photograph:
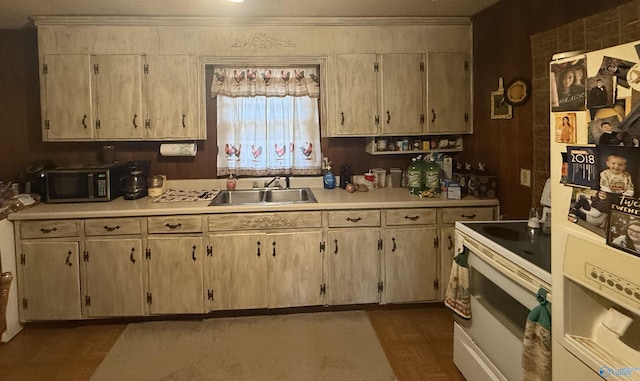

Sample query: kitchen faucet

[264,176,290,189]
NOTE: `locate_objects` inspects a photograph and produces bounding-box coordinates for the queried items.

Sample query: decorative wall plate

[505,78,530,106]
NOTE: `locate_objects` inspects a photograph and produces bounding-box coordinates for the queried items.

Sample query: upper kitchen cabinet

[328,54,378,136]
[424,52,471,134]
[40,53,201,141]
[378,53,424,136]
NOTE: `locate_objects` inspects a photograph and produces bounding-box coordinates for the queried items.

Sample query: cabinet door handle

[334,239,339,255]
[461,214,477,219]
[181,114,186,128]
[130,247,136,263]
[391,237,397,253]
[272,241,276,257]
[448,235,453,250]
[256,241,261,257]
[340,112,345,125]
[192,245,197,261]
[65,250,73,267]
[132,114,138,128]
[404,215,420,221]
[386,111,391,124]
[40,227,58,234]
[431,108,436,123]
[103,225,120,232]
[164,223,182,229]
[82,114,88,129]
[346,217,362,223]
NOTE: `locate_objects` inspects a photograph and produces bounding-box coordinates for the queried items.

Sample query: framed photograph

[491,78,512,119]
[554,113,577,143]
[550,55,587,112]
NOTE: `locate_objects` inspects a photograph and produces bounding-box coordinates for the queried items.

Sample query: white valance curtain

[211,66,322,177]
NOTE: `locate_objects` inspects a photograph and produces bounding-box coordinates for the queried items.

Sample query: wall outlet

[520,168,531,187]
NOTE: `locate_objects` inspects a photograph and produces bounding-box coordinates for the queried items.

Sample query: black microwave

[44,163,128,203]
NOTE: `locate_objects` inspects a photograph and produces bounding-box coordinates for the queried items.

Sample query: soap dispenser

[226,174,237,191]
[323,162,336,189]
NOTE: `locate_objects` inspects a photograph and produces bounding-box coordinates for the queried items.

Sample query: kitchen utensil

[120,164,148,199]
[147,175,167,197]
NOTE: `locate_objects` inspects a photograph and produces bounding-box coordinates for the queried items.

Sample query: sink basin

[209,188,317,206]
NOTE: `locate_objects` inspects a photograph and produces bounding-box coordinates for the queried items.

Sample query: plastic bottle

[407,157,423,195]
[424,155,441,193]
[323,163,336,189]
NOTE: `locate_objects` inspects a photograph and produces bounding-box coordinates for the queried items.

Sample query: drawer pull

[272,241,277,257]
[256,241,261,257]
[130,247,136,263]
[103,225,121,232]
[404,215,420,221]
[448,235,453,250]
[386,110,391,124]
[346,217,362,223]
[82,114,88,129]
[40,227,58,234]
[461,214,477,219]
[164,223,183,229]
[391,237,397,253]
[340,112,345,125]
[65,250,73,267]
[192,245,197,261]
[334,239,339,255]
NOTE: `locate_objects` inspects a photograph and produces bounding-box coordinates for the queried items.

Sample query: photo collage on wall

[553,46,640,243]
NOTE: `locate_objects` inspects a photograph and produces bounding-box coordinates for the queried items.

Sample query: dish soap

[226,174,237,191]
[323,162,336,189]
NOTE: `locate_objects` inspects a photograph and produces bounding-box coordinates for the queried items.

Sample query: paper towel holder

[159,141,198,157]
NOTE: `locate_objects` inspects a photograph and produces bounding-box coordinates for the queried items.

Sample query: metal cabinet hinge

[85,295,91,306]
[42,63,48,74]
[378,281,384,293]
[20,253,26,265]
[145,119,151,129]
[44,120,50,130]
[420,62,425,71]
[374,62,379,72]
[464,113,469,123]
[464,60,469,71]
[320,284,326,295]
[377,239,383,251]
[208,290,214,300]
[96,119,101,130]
[145,248,151,260]
[22,298,28,310]
[420,114,425,124]
[146,292,152,304]
[83,251,89,262]
[207,246,213,257]
[374,115,379,125]
[434,279,439,290]
[93,63,99,75]
[144,64,149,74]
[320,241,325,252]
[434,236,439,248]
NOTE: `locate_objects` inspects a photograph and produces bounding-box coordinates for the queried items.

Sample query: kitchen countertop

[8,178,499,221]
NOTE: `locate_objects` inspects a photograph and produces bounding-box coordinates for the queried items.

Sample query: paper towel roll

[160,143,197,157]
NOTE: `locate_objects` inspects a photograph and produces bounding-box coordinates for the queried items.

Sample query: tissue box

[443,181,461,199]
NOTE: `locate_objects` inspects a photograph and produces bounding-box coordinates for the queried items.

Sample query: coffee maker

[120,161,150,200]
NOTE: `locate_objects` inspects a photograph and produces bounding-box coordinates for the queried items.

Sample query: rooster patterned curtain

[212,66,322,177]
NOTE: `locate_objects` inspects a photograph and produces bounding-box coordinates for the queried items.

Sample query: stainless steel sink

[209,188,317,206]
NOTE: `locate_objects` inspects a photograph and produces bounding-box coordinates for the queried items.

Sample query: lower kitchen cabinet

[208,232,268,311]
[146,236,205,314]
[383,208,439,303]
[20,241,82,320]
[84,238,145,317]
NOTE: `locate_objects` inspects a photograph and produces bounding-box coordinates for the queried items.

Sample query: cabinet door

[425,52,470,134]
[268,231,324,308]
[379,53,424,135]
[208,233,268,311]
[42,54,94,140]
[95,55,144,139]
[384,227,438,303]
[145,55,198,139]
[147,236,204,314]
[327,229,380,305]
[20,241,82,320]
[85,238,145,317]
[440,226,456,301]
[329,54,378,136]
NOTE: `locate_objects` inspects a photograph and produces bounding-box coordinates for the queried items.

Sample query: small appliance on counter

[44,162,128,203]
[120,161,150,200]
[18,160,54,198]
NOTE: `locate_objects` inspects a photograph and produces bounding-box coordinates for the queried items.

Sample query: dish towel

[522,288,552,381]
[444,246,471,319]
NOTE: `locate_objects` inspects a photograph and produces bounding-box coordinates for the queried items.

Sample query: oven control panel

[586,263,640,303]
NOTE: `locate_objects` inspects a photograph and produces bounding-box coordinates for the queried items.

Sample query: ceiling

[0,0,500,29]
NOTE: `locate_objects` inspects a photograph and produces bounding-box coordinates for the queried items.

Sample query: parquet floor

[0,304,464,381]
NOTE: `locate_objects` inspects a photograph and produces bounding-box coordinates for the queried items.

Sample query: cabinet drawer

[441,207,495,224]
[327,210,380,228]
[85,218,141,236]
[148,216,202,233]
[385,208,437,226]
[20,220,80,239]
[209,212,322,231]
